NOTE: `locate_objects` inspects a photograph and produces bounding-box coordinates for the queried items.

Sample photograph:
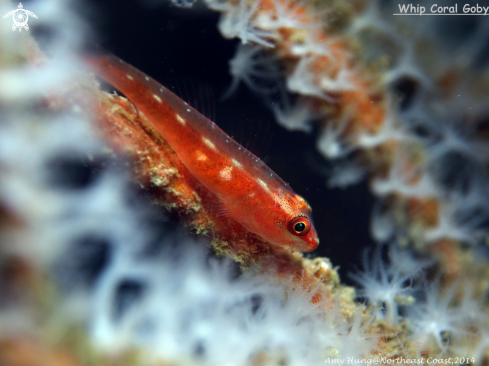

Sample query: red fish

[88,55,319,251]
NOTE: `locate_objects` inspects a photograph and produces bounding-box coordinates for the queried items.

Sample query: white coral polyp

[88,242,363,366]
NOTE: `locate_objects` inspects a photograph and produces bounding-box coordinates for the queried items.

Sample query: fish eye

[287,216,310,236]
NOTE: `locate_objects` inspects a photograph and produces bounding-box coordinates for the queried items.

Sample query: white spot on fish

[231,158,243,168]
[219,166,233,181]
[202,137,216,150]
[176,114,186,125]
[195,150,208,161]
[145,76,149,81]
[153,94,162,103]
[127,74,134,80]
[256,178,270,192]
[159,87,164,92]
[187,108,191,112]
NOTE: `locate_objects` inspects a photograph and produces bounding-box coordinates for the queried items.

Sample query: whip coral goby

[87,55,319,251]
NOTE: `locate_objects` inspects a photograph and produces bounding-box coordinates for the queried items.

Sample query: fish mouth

[301,235,319,252]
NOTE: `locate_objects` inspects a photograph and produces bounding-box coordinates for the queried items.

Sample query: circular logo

[12,9,28,28]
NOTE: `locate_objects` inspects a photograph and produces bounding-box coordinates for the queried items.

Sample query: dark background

[75,0,376,281]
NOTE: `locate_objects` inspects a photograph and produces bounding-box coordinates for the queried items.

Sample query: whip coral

[208,0,489,273]
[186,0,489,361]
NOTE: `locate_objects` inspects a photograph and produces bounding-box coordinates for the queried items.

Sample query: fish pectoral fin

[205,196,230,219]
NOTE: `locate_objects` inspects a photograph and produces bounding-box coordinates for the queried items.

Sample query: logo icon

[3,3,37,32]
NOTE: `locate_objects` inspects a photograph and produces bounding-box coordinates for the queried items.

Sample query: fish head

[254,189,319,252]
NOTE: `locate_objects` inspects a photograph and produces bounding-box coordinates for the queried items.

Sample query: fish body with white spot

[88,55,319,251]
